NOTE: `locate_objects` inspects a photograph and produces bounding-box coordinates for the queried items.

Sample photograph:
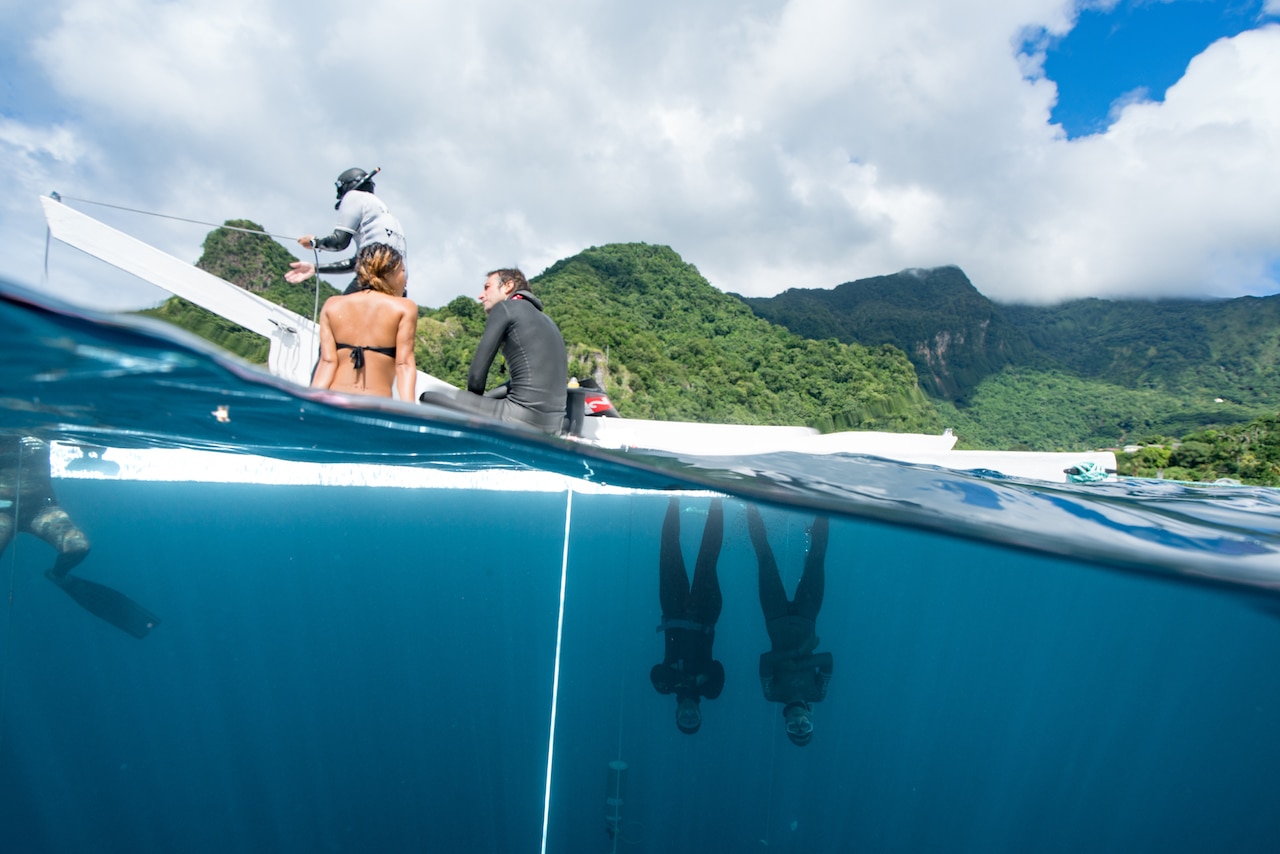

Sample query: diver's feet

[809,515,829,556]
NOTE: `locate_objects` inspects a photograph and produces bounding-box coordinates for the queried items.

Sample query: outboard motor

[565,377,619,436]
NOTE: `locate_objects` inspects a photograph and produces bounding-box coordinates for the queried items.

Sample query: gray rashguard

[314,190,408,276]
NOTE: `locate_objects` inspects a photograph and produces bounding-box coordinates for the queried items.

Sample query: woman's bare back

[313,292,418,398]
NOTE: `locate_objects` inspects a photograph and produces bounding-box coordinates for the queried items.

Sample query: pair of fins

[45,570,161,639]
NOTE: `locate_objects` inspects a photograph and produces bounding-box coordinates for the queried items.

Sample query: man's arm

[312,228,355,253]
[306,193,362,253]
[316,255,356,275]
[759,652,776,701]
[812,651,833,702]
[467,304,509,394]
[298,225,355,255]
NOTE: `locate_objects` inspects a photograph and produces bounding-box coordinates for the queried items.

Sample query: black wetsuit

[0,435,90,577]
[0,435,58,526]
[419,290,568,433]
[650,499,725,703]
[751,511,832,707]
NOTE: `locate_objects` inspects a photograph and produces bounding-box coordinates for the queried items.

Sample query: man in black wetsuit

[748,504,832,746]
[419,268,568,434]
[650,497,725,734]
[0,434,159,638]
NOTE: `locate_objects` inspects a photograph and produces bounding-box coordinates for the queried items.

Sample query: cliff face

[743,266,1036,402]
[195,220,297,294]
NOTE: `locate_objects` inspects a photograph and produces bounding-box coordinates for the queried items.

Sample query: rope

[311,247,322,324]
[540,487,574,854]
[54,194,301,242]
[605,498,637,854]
[761,725,778,845]
[54,192,328,326]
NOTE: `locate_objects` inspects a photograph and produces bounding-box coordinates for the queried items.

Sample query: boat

[37,194,1115,482]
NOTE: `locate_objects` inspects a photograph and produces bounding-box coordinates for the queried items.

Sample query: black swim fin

[46,570,160,639]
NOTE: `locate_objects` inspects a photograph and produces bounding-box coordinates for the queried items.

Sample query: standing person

[418,268,568,433]
[650,497,725,735]
[311,244,418,401]
[748,504,832,746]
[0,434,159,639]
[285,167,408,295]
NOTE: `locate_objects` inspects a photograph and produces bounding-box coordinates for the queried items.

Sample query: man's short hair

[487,268,528,293]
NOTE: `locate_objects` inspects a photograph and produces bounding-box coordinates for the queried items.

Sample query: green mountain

[744,267,1280,451]
[418,243,943,433]
[740,266,1036,401]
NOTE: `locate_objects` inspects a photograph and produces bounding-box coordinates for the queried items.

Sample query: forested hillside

[1117,416,1280,486]
[418,244,942,432]
[746,267,1280,451]
[1001,296,1280,409]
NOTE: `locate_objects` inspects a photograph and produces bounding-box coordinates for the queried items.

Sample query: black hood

[512,289,545,311]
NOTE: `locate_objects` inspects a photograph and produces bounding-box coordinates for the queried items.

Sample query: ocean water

[3,280,1280,854]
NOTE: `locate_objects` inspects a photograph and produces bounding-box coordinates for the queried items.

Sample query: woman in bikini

[311,243,418,400]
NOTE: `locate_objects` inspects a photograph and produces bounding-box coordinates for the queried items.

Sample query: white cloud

[0,118,86,164]
[4,0,1278,312]
[985,24,1280,301]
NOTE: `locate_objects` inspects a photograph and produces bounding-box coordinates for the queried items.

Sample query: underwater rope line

[540,487,574,854]
[0,441,26,755]
[605,500,637,854]
[761,663,779,844]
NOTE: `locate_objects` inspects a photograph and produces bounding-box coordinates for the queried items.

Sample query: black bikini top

[335,342,396,369]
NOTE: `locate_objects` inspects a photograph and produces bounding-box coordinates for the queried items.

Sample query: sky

[2,0,1279,311]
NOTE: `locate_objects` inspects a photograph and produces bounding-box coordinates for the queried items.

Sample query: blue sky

[2,0,1279,309]
[1043,0,1271,138]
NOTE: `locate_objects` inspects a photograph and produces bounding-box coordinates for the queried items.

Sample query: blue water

[3,280,1280,853]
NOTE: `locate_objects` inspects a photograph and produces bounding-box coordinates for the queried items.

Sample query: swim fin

[46,570,160,639]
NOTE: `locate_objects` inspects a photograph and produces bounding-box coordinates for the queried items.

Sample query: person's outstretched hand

[285,261,316,283]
